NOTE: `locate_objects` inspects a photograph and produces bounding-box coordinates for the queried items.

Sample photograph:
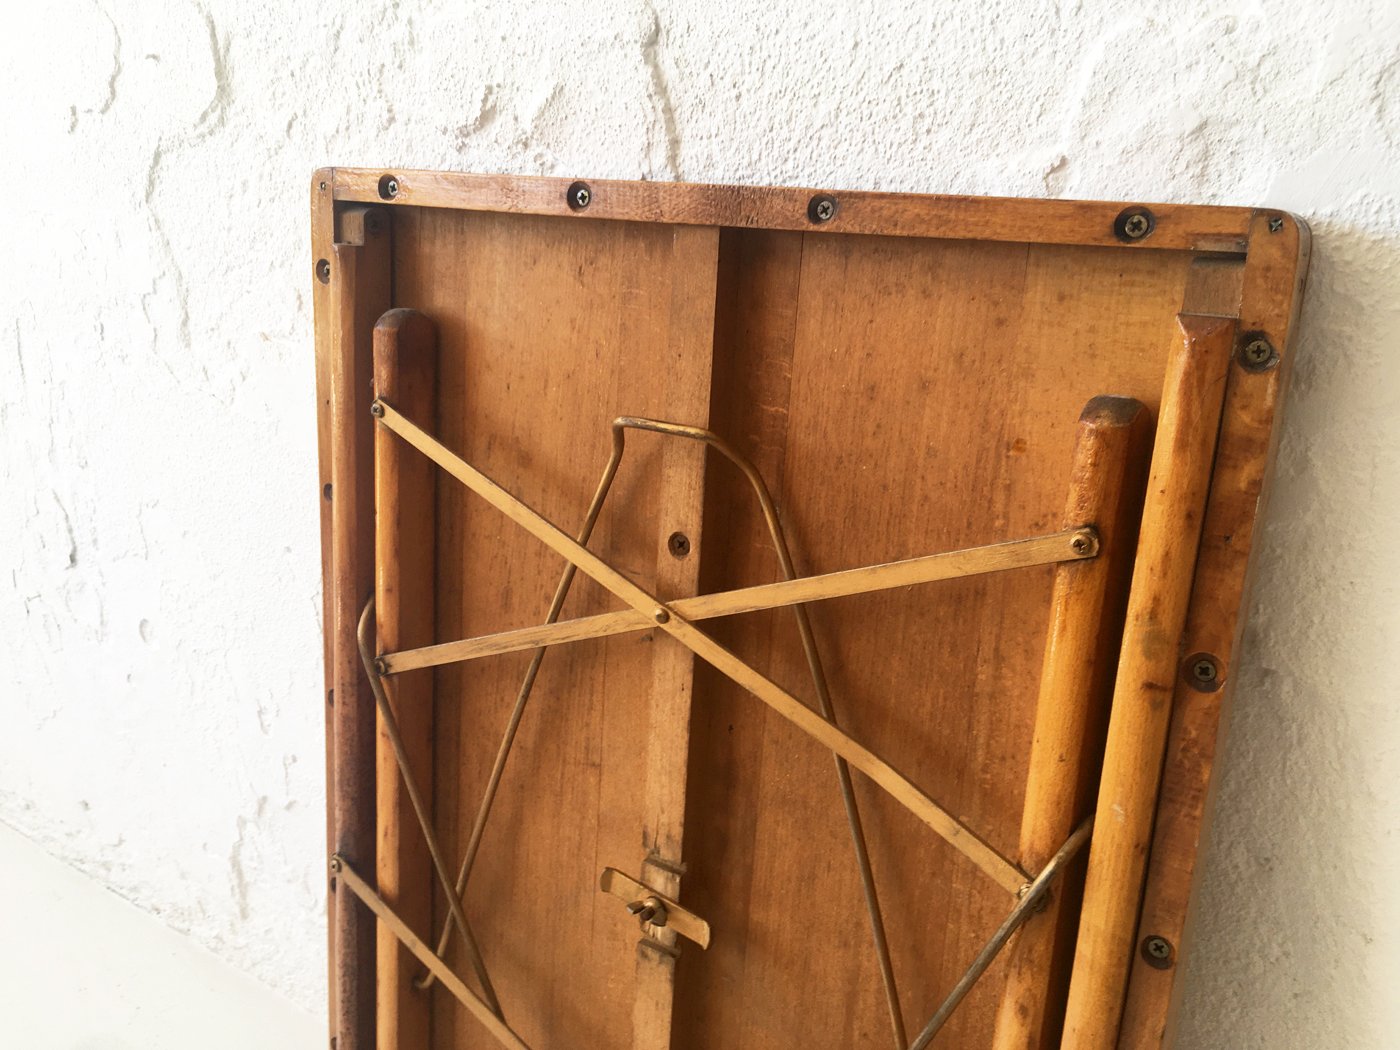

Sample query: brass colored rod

[416,425,627,991]
[355,600,504,1018]
[375,400,1028,896]
[381,528,1096,676]
[332,854,531,1050]
[907,818,1095,1050]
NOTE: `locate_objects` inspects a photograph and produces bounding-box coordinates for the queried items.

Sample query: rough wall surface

[1,1,1396,1044]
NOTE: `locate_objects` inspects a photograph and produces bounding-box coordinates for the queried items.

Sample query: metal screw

[626,897,667,926]
[1240,336,1277,372]
[1142,934,1173,969]
[668,532,691,557]
[319,180,328,192]
[329,855,343,874]
[653,607,671,625]
[808,194,837,224]
[1191,656,1218,685]
[1071,533,1093,555]
[316,258,331,284]
[1122,213,1150,239]
[373,657,389,676]
[384,178,399,198]
[370,401,385,418]
[1268,216,1284,233]
[568,182,592,210]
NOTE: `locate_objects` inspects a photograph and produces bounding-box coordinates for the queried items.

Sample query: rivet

[315,258,331,284]
[667,532,691,557]
[567,181,592,210]
[370,401,385,418]
[1116,207,1155,241]
[378,174,400,200]
[653,607,671,625]
[1239,335,1278,373]
[808,194,838,224]
[1142,934,1173,969]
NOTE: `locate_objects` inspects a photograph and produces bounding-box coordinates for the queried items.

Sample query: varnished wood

[310,178,1310,1049]
[328,205,391,1050]
[1060,314,1238,1048]
[631,226,720,1049]
[374,310,439,1050]
[1117,213,1312,1049]
[329,168,1254,253]
[991,397,1153,1050]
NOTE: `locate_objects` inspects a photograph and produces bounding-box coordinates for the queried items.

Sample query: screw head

[667,532,691,557]
[808,194,838,224]
[370,401,385,418]
[1268,216,1284,233]
[1142,935,1173,969]
[378,174,400,200]
[315,258,331,284]
[373,657,389,676]
[653,607,671,625]
[1240,335,1278,372]
[329,855,343,874]
[319,180,328,192]
[567,181,592,210]
[1186,653,1221,691]
[1115,207,1155,242]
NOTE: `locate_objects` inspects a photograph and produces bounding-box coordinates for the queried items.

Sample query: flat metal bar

[332,854,531,1050]
[908,818,1095,1050]
[600,867,713,949]
[381,528,1097,675]
[375,399,1028,896]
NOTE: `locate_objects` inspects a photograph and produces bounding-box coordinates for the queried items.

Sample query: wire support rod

[332,853,531,1050]
[373,398,1029,895]
[907,817,1095,1049]
[355,599,505,1019]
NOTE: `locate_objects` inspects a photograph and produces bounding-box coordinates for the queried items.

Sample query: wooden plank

[328,205,392,1050]
[630,225,720,1050]
[1060,314,1238,1049]
[991,397,1153,1050]
[373,310,438,1050]
[310,167,339,1045]
[330,168,1255,253]
[1117,212,1312,1048]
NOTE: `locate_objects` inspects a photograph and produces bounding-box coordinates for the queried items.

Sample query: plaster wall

[1,1,1397,1045]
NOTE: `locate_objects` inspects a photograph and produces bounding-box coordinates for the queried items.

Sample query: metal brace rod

[373,398,1028,895]
[379,527,1097,676]
[332,853,532,1050]
[908,817,1095,1049]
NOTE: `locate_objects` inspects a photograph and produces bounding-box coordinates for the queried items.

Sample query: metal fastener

[378,174,400,200]
[329,855,343,874]
[1239,336,1278,372]
[373,657,389,676]
[1142,934,1173,969]
[1070,532,1096,556]
[653,607,671,625]
[668,532,691,557]
[1116,207,1155,241]
[1268,216,1284,233]
[319,180,328,192]
[568,181,592,210]
[316,258,331,284]
[1189,655,1219,689]
[370,401,385,418]
[626,897,668,926]
[808,194,838,224]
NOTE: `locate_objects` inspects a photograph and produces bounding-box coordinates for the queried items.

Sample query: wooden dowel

[991,397,1153,1050]
[1059,314,1236,1048]
[373,310,438,1050]
[329,207,390,1050]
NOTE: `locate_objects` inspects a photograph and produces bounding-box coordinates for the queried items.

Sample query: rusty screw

[1191,656,1218,686]
[1070,533,1093,555]
[809,194,837,224]
[370,401,385,418]
[668,532,691,557]
[1122,213,1150,239]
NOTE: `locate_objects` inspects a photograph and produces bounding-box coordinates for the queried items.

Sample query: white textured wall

[1,1,1396,1045]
